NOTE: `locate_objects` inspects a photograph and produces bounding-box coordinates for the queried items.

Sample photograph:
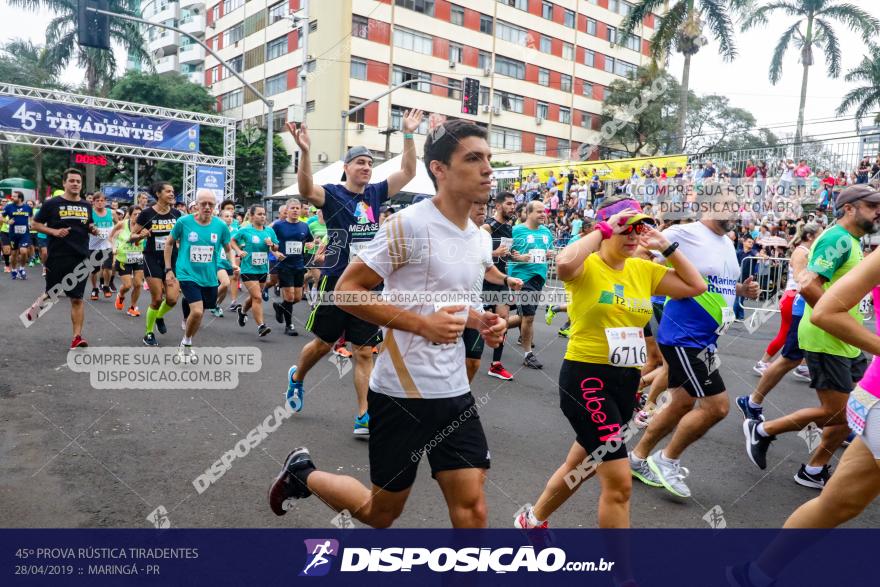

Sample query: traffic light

[461,77,480,115]
[77,0,111,50]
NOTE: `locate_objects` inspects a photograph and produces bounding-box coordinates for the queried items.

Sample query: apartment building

[205,0,663,191]
[140,0,209,84]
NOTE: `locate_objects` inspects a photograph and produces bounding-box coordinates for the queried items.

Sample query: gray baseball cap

[344,146,373,164]
[837,184,880,207]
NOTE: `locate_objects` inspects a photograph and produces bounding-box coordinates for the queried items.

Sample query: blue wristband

[404,133,414,139]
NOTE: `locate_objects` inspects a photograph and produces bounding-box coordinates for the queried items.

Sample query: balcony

[179,0,204,10]
[152,2,178,24]
[178,43,205,64]
[149,30,179,54]
[187,71,204,86]
[155,54,179,74]
[179,14,205,37]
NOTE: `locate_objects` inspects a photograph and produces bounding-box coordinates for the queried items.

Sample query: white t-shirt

[358,199,487,400]
[474,227,494,294]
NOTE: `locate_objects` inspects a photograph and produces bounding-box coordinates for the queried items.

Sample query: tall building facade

[205,0,663,191]
[140,0,208,85]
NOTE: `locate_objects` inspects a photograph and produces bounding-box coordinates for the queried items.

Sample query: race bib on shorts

[529,248,546,264]
[285,241,303,256]
[14,225,26,234]
[97,227,111,239]
[716,306,735,335]
[605,327,647,367]
[847,387,879,436]
[190,245,214,264]
[349,241,369,261]
[154,236,167,251]
[125,252,143,264]
[250,252,267,266]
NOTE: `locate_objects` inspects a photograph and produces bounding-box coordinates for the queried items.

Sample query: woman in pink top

[782,250,880,529]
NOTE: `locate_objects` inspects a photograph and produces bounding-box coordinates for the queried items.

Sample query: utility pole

[85,6,286,199]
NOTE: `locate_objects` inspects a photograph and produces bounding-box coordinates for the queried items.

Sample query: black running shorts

[45,254,89,299]
[368,390,490,492]
[462,327,485,360]
[804,350,867,393]
[659,344,726,398]
[306,274,380,347]
[558,359,639,462]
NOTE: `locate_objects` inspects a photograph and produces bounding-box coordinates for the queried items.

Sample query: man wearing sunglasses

[629,192,760,499]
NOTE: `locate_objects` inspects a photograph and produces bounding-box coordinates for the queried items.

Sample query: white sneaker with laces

[647,451,691,498]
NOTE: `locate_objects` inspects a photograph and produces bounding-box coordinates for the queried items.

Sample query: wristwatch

[661,242,679,257]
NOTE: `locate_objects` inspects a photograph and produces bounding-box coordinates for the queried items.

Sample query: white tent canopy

[370,155,436,196]
[269,159,345,198]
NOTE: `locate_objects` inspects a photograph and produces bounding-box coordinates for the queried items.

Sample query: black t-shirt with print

[34,196,94,258]
[136,207,182,256]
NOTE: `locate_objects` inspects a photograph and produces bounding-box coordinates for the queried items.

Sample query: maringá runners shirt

[358,198,486,400]
[657,221,739,349]
[565,253,668,365]
[170,215,231,287]
[798,223,864,358]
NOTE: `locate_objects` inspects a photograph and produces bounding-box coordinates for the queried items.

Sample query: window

[266,72,287,96]
[558,139,570,158]
[559,107,571,124]
[394,0,434,16]
[620,1,633,16]
[497,21,528,46]
[586,18,596,36]
[562,42,574,60]
[393,27,433,55]
[449,42,463,63]
[493,90,524,113]
[536,101,549,119]
[309,20,317,33]
[538,67,550,86]
[604,56,615,73]
[392,65,431,92]
[495,56,525,79]
[352,15,369,38]
[447,78,461,99]
[223,23,244,45]
[480,15,493,34]
[615,59,637,78]
[268,1,286,24]
[223,0,243,14]
[542,1,553,20]
[229,55,243,73]
[540,35,551,53]
[608,0,619,12]
[622,34,640,52]
[582,80,593,96]
[210,5,220,22]
[561,73,572,92]
[351,58,367,80]
[391,106,431,133]
[451,4,464,26]
[394,0,435,16]
[584,48,595,67]
[220,89,243,110]
[273,109,287,132]
[266,35,287,60]
[490,127,521,151]
[479,87,490,105]
[598,86,607,100]
[607,26,617,44]
[500,0,528,9]
[348,99,366,124]
[478,50,492,70]
[306,100,315,113]
[579,111,590,127]
[535,135,546,156]
[564,9,575,28]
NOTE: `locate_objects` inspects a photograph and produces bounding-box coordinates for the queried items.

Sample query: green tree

[10,0,152,95]
[683,95,779,154]
[621,0,748,152]
[836,43,880,128]
[741,0,879,145]
[235,126,291,201]
[0,39,66,194]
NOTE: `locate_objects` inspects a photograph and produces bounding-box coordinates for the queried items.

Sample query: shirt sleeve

[357,211,411,281]
[170,219,183,241]
[34,203,49,224]
[319,184,337,212]
[808,230,851,281]
[511,225,527,253]
[269,227,279,245]
[220,223,231,246]
[371,180,390,204]
[647,258,671,292]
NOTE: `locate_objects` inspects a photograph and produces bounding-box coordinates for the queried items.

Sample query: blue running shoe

[286,365,303,412]
[353,412,369,437]
[735,395,764,421]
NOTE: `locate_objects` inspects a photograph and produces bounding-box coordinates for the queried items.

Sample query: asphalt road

[2,275,878,530]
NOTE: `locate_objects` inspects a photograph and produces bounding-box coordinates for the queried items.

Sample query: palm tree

[621,0,748,152]
[9,0,152,95]
[836,44,880,129]
[741,1,879,146]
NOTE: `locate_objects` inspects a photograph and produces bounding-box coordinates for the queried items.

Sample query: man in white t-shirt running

[268,120,507,528]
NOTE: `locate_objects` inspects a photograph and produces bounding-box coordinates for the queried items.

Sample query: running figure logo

[300,539,339,577]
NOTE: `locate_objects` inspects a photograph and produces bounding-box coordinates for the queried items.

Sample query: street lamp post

[86,6,287,199]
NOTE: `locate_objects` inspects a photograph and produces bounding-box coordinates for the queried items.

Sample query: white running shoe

[753,360,768,376]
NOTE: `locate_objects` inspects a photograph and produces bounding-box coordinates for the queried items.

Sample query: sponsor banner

[195,166,226,202]
[523,154,689,183]
[1,529,875,585]
[0,96,200,153]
